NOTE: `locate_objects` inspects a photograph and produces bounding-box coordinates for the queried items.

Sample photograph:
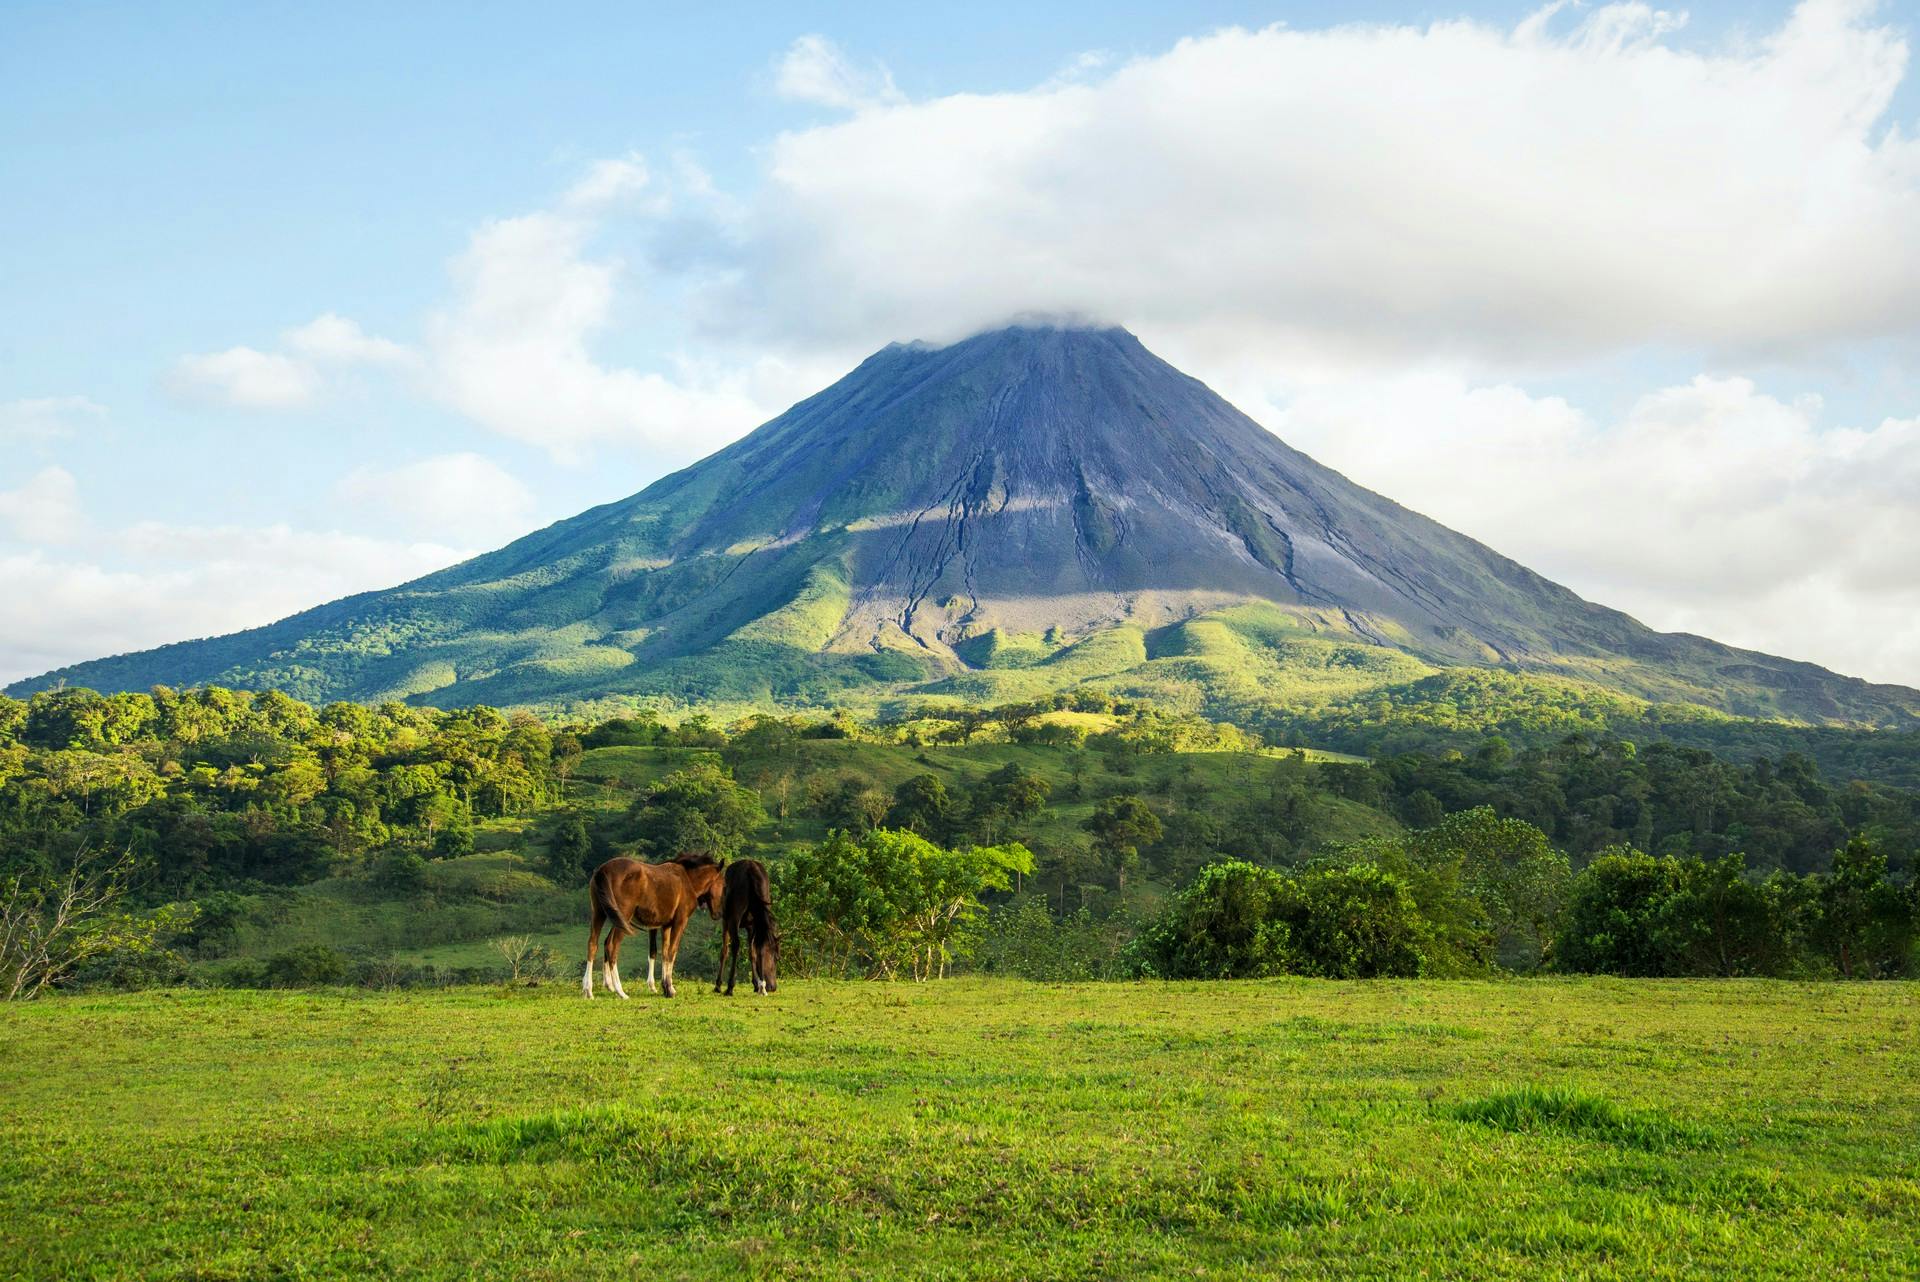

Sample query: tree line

[2,686,1915,993]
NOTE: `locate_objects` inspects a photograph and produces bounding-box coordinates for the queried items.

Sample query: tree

[1129,860,1297,979]
[1,849,193,1000]
[545,814,594,883]
[550,733,583,797]
[1130,859,1437,980]
[1280,863,1436,979]
[626,762,765,858]
[1556,848,1782,977]
[432,822,475,860]
[1082,795,1161,890]
[1344,807,1569,972]
[885,773,952,839]
[968,763,1051,844]
[780,829,1032,979]
[1818,836,1915,978]
[811,774,888,835]
[373,849,428,893]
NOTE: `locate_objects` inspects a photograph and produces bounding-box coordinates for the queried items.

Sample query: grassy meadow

[3,978,1915,1280]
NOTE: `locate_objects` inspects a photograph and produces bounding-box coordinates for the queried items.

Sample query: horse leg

[660,922,681,998]
[714,924,730,994]
[750,931,765,995]
[605,925,631,999]
[648,929,658,993]
[583,903,602,999]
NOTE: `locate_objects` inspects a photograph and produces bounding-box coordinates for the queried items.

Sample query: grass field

[2,980,1915,1280]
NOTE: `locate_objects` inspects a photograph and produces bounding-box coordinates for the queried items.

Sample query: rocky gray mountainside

[13,325,1919,727]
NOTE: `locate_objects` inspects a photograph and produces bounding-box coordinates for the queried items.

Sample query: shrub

[1130,858,1441,980]
[544,814,594,883]
[263,943,349,987]
[1817,836,1916,978]
[373,849,429,894]
[1557,849,1824,977]
[781,829,1033,979]
[975,899,1133,981]
[432,824,475,860]
[1129,860,1297,979]
[1281,862,1436,979]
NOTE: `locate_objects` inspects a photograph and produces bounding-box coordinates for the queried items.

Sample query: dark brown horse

[583,853,723,999]
[714,858,779,996]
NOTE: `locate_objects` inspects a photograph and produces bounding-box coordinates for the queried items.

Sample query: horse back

[591,856,692,930]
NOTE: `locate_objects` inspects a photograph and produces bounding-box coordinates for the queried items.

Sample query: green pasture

[2,978,1914,1280]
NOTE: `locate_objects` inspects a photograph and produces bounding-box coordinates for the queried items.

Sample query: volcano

[13,325,1919,726]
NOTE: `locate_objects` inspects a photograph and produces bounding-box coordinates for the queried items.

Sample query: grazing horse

[583,853,723,999]
[714,858,779,996]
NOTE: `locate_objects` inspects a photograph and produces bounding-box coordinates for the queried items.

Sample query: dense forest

[1,685,1914,994]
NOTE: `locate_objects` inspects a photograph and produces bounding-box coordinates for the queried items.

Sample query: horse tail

[587,865,643,936]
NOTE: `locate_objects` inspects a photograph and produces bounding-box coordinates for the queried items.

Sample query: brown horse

[583,853,723,998]
[714,858,779,996]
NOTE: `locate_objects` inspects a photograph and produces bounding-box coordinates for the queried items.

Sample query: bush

[1282,862,1437,978]
[781,829,1033,979]
[1129,860,1297,979]
[432,824,475,860]
[262,943,349,987]
[1130,858,1442,980]
[1817,837,1916,978]
[975,899,1133,981]
[1559,849,1805,977]
[544,814,594,883]
[1334,808,1566,973]
[372,849,429,894]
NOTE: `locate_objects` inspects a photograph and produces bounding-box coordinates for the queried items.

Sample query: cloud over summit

[714,2,1920,367]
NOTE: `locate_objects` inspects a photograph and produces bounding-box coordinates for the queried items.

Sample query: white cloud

[1264,369,1920,686]
[0,466,85,544]
[168,345,322,409]
[558,153,655,214]
[171,315,414,410]
[284,312,416,367]
[705,1,1920,368]
[0,396,106,443]
[336,451,537,543]
[774,35,904,112]
[421,160,831,464]
[0,481,468,686]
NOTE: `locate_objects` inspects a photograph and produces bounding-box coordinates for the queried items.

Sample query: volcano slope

[13,325,1919,732]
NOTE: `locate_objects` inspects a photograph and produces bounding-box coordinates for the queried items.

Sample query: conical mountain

[13,326,1919,728]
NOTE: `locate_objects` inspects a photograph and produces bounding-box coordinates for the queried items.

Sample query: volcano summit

[13,326,1919,727]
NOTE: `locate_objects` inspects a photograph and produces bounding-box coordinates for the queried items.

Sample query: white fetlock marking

[582,962,594,998]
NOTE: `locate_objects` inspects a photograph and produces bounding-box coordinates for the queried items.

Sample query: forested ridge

[1,684,1914,992]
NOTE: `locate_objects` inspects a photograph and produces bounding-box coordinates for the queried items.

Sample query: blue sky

[4,1,1920,687]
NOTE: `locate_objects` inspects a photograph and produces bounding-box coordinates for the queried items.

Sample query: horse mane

[668,851,720,870]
